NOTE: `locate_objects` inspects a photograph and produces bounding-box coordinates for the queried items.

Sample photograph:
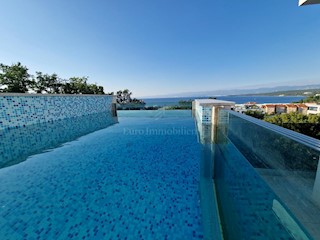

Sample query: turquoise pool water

[1,109,317,239]
[0,110,204,239]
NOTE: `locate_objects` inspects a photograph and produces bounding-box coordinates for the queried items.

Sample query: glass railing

[0,112,118,168]
[213,110,320,239]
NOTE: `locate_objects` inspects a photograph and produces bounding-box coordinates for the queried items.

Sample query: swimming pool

[0,110,204,239]
[1,109,318,239]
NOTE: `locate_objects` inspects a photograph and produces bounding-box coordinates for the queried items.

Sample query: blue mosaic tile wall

[0,95,114,130]
[195,105,212,125]
[201,107,212,124]
[0,112,117,168]
[195,105,213,144]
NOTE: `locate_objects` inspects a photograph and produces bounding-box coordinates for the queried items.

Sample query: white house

[306,103,320,115]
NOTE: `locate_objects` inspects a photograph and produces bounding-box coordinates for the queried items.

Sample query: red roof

[295,104,307,108]
[245,102,257,105]
[286,104,297,108]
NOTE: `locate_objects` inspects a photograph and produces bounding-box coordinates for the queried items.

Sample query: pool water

[2,109,315,239]
[0,111,204,239]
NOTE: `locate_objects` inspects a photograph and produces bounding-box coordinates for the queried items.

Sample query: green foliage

[178,99,193,104]
[244,110,265,119]
[116,89,145,110]
[264,112,320,139]
[164,105,192,110]
[229,117,319,171]
[32,72,61,93]
[116,89,145,104]
[0,62,32,93]
[299,94,320,103]
[67,77,88,94]
[62,77,104,94]
[63,77,104,94]
[245,110,320,140]
[245,104,259,110]
[178,99,193,108]
[116,89,131,104]
[0,62,105,94]
[163,99,194,110]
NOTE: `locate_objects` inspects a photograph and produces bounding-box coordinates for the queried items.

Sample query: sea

[142,96,305,107]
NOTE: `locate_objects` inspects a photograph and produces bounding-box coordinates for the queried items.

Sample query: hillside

[241,88,320,96]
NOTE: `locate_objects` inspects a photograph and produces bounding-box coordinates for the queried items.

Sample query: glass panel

[216,110,320,239]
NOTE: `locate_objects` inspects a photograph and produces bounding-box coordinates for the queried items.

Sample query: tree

[0,62,32,93]
[116,89,132,103]
[298,94,320,103]
[0,61,106,94]
[87,83,104,94]
[69,77,89,94]
[116,89,145,109]
[32,72,62,94]
[244,110,265,119]
[61,77,105,94]
[264,112,320,139]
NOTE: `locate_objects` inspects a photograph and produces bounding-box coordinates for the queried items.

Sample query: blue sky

[0,0,319,97]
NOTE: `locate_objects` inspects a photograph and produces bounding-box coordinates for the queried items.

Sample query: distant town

[235,101,320,115]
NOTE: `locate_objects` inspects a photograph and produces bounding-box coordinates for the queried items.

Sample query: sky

[0,0,320,98]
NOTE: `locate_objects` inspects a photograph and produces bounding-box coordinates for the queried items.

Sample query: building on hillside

[306,103,320,115]
[244,102,257,107]
[235,104,246,113]
[263,104,276,114]
[275,105,286,114]
[285,104,298,113]
[262,104,308,115]
[260,103,319,115]
[296,104,308,114]
[244,102,259,110]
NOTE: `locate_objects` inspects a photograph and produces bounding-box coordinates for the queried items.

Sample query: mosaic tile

[0,112,117,168]
[0,113,204,239]
[0,95,114,130]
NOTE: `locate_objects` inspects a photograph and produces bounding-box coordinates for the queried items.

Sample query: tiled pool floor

[0,114,204,239]
[258,168,320,239]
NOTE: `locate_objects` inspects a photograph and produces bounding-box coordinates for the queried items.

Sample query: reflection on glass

[216,110,320,239]
[0,112,117,168]
[214,132,311,239]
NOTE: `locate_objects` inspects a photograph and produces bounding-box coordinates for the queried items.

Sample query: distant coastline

[239,88,320,97]
[140,85,320,99]
[143,95,305,107]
